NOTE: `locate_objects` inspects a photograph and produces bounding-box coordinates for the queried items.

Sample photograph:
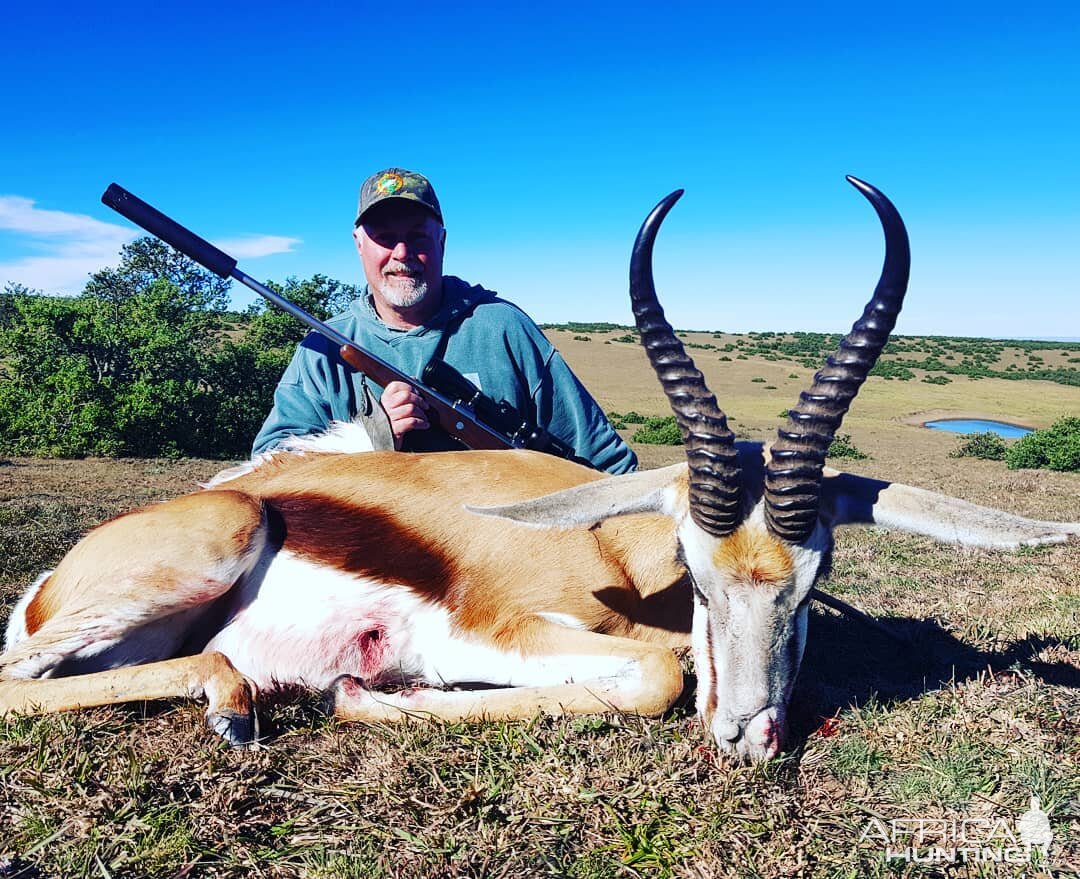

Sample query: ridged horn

[764,176,911,542]
[630,190,742,536]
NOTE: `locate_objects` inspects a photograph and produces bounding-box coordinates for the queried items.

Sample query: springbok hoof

[207,706,260,746]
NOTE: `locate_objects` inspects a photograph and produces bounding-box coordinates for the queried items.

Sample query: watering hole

[924,419,1033,438]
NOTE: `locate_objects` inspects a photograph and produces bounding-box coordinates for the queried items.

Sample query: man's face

[354,200,446,312]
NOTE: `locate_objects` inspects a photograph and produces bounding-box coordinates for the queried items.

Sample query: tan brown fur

[51,434,1051,745]
[671,467,690,513]
[0,652,255,735]
[222,450,692,650]
[712,526,794,586]
[5,441,1073,746]
[23,576,51,637]
[264,494,460,601]
[28,491,265,627]
[1,449,693,732]
[2,491,267,680]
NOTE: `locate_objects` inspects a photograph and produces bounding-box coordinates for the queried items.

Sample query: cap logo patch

[376,173,405,195]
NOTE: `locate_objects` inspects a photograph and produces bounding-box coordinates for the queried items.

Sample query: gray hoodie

[252,276,637,475]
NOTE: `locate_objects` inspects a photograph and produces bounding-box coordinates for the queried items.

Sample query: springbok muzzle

[712,706,785,761]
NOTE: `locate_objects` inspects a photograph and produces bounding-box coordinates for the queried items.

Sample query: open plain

[1,330,1078,877]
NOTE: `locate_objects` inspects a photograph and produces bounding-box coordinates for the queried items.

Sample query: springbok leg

[329,620,685,723]
[0,652,259,744]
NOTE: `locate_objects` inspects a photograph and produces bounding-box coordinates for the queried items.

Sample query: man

[253,167,637,475]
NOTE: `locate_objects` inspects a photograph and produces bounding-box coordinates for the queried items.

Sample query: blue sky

[1,2,1077,339]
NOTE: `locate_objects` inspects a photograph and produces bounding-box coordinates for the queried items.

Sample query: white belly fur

[204,551,638,694]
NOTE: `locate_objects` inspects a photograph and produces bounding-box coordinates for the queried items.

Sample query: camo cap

[355,168,443,226]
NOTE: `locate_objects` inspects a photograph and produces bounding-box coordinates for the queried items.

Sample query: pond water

[924,419,1032,438]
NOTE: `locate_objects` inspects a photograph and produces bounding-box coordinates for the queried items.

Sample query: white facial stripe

[680,506,830,757]
[690,598,715,722]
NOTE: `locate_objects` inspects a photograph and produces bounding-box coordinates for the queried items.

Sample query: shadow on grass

[786,608,1079,745]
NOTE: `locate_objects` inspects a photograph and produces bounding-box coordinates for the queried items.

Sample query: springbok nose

[712,708,784,760]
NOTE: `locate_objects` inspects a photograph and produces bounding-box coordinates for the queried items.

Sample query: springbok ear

[466,463,687,529]
[822,468,1080,549]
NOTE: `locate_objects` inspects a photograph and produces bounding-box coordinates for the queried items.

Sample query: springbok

[1,179,1076,761]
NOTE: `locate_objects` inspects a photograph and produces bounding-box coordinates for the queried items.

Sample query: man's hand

[380,381,430,450]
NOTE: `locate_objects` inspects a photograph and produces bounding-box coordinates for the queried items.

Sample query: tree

[84,237,231,313]
[244,274,361,350]
[0,241,363,459]
[0,293,120,455]
[0,239,229,456]
[203,274,365,453]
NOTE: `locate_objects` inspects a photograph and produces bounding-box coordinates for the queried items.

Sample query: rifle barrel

[231,269,356,350]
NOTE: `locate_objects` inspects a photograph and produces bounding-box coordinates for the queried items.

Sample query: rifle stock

[101,183,517,452]
[333,344,515,451]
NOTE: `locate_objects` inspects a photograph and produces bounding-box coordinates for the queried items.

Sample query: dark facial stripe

[704,615,718,720]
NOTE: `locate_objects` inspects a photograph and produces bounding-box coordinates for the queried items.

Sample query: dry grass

[1,334,1078,878]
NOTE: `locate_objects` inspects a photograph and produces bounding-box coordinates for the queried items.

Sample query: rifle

[101,184,583,460]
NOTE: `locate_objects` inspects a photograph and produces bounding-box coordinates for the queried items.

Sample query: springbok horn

[764,176,911,542]
[630,190,742,536]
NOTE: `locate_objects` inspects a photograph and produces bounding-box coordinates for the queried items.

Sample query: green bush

[1005,417,1080,472]
[631,416,684,445]
[540,321,629,333]
[607,410,651,431]
[0,241,358,459]
[869,360,915,381]
[826,434,869,460]
[0,247,229,457]
[949,431,1007,460]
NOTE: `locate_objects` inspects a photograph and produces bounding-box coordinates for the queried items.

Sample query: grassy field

[1,332,1078,878]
